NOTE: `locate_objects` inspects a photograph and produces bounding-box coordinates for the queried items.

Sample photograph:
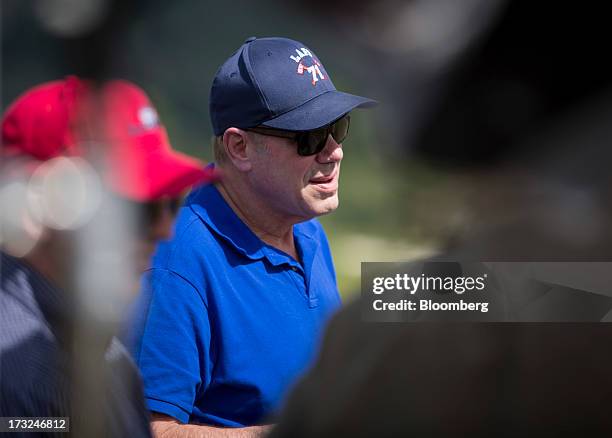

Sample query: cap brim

[261,90,377,131]
[110,146,219,202]
[146,150,219,200]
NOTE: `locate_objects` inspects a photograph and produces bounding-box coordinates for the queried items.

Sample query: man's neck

[215,179,300,261]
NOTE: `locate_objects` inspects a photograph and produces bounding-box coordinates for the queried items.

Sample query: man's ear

[223,128,252,172]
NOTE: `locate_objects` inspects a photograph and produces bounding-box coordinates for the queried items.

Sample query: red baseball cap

[1,76,85,161]
[1,76,217,202]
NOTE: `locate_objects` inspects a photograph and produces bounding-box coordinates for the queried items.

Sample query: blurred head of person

[1,76,216,285]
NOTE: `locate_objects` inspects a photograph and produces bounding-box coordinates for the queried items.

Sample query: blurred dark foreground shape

[270,0,612,436]
[271,313,612,437]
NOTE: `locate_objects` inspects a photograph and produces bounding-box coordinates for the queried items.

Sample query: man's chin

[309,197,339,217]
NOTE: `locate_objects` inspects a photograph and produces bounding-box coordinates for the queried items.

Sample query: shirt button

[291,267,298,272]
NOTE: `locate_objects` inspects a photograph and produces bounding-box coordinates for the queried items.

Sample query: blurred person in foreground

[0,76,215,436]
[269,1,612,437]
[124,36,376,437]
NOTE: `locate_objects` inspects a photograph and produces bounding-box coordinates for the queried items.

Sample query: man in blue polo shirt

[126,36,376,436]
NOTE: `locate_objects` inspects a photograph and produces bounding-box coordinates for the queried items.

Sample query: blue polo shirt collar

[188,184,266,261]
[294,227,319,290]
[187,184,319,274]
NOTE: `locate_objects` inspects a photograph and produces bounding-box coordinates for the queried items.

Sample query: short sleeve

[125,268,211,424]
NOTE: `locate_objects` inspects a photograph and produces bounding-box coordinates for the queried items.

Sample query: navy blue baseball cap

[209,36,377,136]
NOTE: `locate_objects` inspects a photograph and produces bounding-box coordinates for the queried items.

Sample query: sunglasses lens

[296,115,351,156]
[298,129,327,156]
[331,116,350,144]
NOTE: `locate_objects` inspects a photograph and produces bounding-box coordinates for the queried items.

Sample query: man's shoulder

[164,184,230,249]
[152,208,220,268]
[171,208,214,244]
[0,252,65,345]
[0,256,66,417]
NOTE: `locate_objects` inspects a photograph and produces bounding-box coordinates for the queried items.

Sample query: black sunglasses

[246,114,350,156]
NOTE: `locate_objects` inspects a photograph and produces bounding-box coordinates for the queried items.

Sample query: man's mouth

[309,175,334,184]
[308,170,338,193]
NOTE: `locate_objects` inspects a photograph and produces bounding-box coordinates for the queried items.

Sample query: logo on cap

[138,107,159,129]
[290,48,326,86]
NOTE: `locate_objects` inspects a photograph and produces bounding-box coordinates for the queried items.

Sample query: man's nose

[316,134,343,164]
